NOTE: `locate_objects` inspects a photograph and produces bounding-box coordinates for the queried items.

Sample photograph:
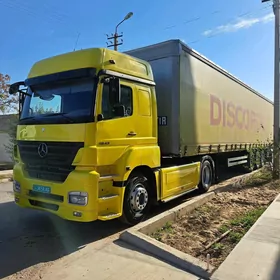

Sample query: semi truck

[9,39,273,225]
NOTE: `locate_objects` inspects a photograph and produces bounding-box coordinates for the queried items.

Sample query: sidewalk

[212,193,280,280]
[38,239,200,280]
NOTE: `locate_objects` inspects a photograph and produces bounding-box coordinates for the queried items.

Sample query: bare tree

[0,73,18,114]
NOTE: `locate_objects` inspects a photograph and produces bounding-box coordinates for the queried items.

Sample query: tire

[198,159,213,193]
[119,172,151,225]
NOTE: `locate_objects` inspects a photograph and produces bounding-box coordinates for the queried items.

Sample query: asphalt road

[0,181,130,279]
[0,166,248,279]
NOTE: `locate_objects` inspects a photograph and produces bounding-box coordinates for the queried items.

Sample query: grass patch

[215,207,266,248]
[230,207,266,231]
[244,168,272,187]
[205,207,267,260]
[219,224,230,234]
[151,222,173,241]
[228,231,243,243]
[212,242,225,250]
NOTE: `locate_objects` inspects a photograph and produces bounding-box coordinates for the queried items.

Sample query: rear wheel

[119,172,151,225]
[198,159,213,193]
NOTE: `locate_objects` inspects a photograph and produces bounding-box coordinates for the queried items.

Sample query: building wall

[0,132,12,164]
[0,114,16,166]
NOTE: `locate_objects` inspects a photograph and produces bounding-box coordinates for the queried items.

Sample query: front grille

[29,199,59,211]
[18,141,84,183]
[29,191,64,202]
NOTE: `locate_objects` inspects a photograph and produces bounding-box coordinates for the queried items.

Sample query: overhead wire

[0,0,63,24]
[186,3,274,45]
[162,3,273,33]
[0,0,79,36]
[0,0,274,48]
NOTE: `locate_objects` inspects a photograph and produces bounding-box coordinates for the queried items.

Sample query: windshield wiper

[42,112,75,123]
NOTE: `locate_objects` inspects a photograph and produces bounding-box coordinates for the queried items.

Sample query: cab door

[95,78,141,166]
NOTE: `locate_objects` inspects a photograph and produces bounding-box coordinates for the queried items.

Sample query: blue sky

[0,0,275,100]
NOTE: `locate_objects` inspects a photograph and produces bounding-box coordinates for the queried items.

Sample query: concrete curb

[120,192,216,279]
[0,170,13,184]
[0,178,13,184]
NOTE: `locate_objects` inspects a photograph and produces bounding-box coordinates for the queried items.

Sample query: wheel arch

[128,165,158,200]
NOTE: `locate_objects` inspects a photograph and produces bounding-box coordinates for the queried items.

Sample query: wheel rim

[202,165,212,188]
[129,183,148,212]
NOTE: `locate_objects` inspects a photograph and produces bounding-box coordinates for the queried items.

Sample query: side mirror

[9,81,25,95]
[113,104,125,117]
[109,77,121,105]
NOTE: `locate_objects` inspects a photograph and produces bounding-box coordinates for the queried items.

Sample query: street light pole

[274,0,280,179]
[106,12,133,51]
[262,0,280,178]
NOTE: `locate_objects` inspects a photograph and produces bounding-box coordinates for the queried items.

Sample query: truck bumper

[12,163,125,222]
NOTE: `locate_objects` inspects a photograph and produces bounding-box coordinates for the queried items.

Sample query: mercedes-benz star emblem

[38,143,48,158]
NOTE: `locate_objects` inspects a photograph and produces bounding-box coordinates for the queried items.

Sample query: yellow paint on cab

[13,47,201,223]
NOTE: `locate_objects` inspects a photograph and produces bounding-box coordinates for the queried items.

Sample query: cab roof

[27,48,154,82]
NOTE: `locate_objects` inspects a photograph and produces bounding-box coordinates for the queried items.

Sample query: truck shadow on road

[0,167,247,279]
[0,201,128,279]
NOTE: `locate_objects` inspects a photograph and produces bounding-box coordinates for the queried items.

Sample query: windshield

[20,78,96,124]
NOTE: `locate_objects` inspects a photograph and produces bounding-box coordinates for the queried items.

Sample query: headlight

[68,191,88,206]
[13,181,21,193]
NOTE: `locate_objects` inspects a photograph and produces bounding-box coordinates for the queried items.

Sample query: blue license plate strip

[32,185,51,194]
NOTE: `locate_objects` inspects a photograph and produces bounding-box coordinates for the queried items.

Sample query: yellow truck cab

[10,40,273,225]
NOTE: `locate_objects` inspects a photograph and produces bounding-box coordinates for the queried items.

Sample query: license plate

[33,185,51,194]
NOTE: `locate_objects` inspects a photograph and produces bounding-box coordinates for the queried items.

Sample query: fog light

[13,181,21,193]
[68,191,88,206]
[73,211,82,217]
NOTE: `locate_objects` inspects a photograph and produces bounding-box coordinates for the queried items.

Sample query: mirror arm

[19,89,31,96]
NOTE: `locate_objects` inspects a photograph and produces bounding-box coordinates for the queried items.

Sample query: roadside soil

[150,166,280,268]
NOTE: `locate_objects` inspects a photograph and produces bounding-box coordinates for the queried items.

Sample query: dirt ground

[150,166,280,268]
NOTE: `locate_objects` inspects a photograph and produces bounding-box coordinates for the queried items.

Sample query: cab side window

[101,84,133,120]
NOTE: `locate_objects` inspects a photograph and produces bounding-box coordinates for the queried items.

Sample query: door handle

[127,131,137,136]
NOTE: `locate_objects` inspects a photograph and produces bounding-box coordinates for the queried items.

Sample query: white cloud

[203,12,274,37]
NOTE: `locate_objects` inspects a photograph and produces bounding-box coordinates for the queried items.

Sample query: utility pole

[262,0,280,178]
[106,33,124,51]
[106,12,133,51]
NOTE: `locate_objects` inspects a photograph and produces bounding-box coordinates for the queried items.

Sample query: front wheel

[119,172,151,225]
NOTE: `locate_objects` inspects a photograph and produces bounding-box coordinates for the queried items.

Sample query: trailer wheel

[119,172,151,225]
[198,159,213,193]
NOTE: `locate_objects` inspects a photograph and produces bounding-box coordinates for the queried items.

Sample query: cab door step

[98,213,121,220]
